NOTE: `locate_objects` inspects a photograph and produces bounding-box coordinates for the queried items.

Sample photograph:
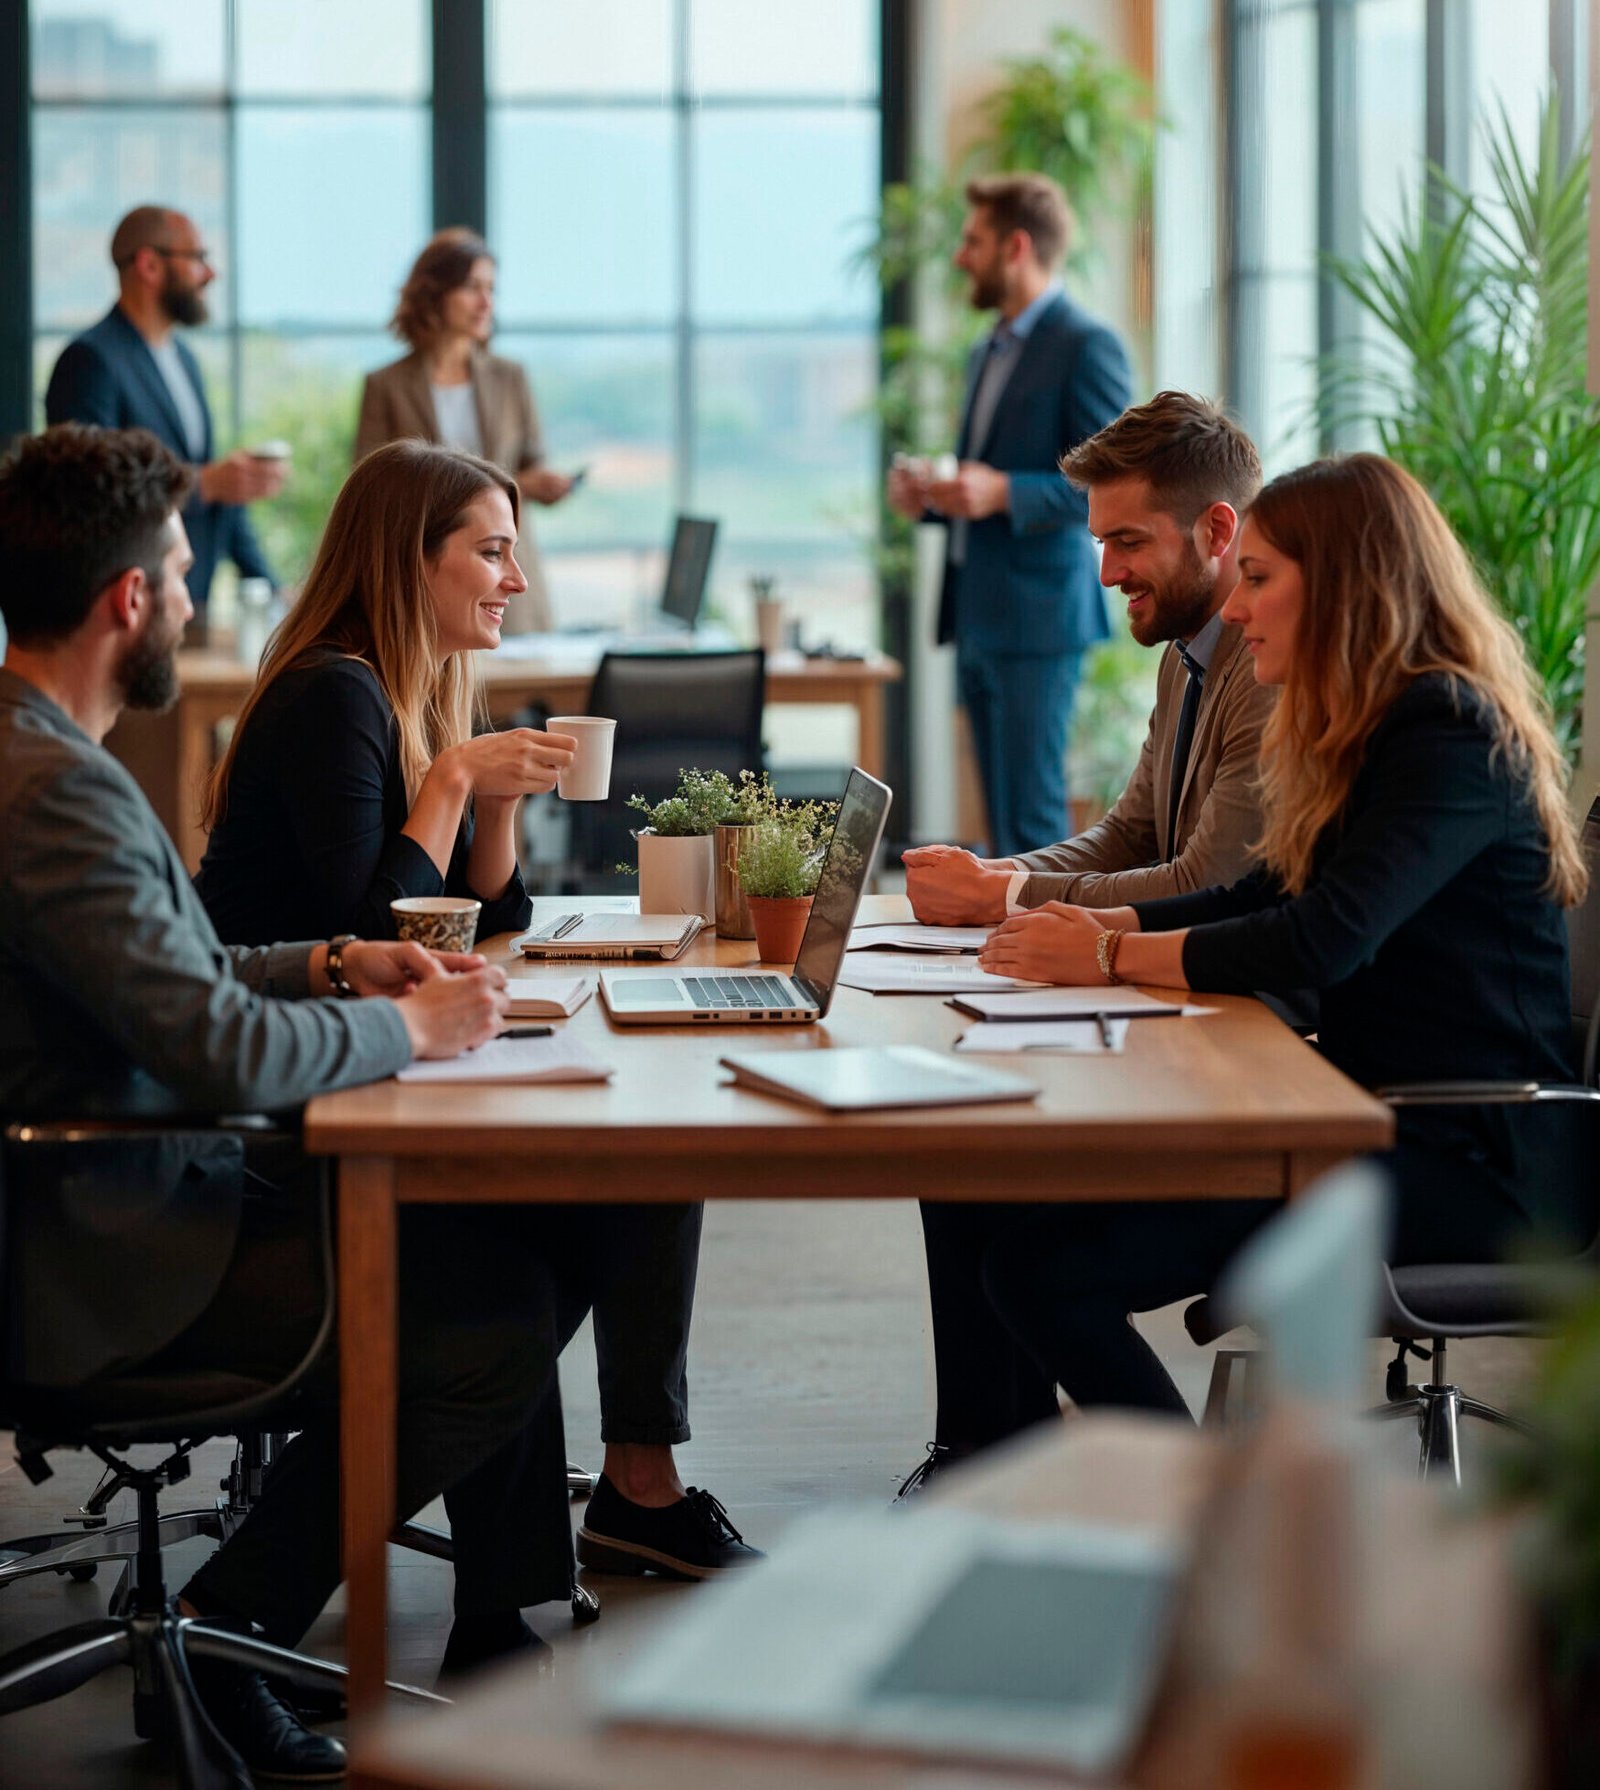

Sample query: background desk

[303,897,1392,1719]
[117,644,902,872]
[350,1416,1532,1790]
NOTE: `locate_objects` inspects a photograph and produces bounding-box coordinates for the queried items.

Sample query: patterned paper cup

[390,896,482,953]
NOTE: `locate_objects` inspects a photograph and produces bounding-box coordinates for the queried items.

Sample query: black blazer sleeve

[1136,692,1518,996]
[259,660,530,940]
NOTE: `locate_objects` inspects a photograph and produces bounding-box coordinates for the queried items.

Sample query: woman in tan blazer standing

[357,228,574,632]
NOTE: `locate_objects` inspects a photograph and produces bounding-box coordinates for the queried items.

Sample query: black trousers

[173,1161,579,1645]
[920,1137,1567,1435]
[548,1203,703,1447]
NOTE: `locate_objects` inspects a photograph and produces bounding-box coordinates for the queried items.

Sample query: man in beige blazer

[357,230,574,633]
[899,394,1280,1498]
[903,391,1275,929]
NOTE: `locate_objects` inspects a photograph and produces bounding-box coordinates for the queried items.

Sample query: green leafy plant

[735,797,839,899]
[627,768,744,837]
[1068,636,1161,816]
[1323,98,1597,756]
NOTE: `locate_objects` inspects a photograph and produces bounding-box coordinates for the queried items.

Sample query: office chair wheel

[65,1564,98,1583]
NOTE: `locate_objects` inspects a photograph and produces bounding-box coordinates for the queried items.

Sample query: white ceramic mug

[546,716,616,800]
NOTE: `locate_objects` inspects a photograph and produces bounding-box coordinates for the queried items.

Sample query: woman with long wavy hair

[197,439,568,942]
[196,440,760,1639]
[925,453,1588,1428]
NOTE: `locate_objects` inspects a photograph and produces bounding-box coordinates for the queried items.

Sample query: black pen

[501,1025,554,1040]
[1095,1013,1116,1051]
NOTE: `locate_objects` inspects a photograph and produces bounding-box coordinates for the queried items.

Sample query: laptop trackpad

[609,978,689,1007]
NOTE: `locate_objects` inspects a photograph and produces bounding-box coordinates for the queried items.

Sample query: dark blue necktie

[1166,642,1205,856]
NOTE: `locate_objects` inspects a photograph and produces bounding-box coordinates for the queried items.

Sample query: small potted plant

[628,768,737,918]
[735,795,838,963]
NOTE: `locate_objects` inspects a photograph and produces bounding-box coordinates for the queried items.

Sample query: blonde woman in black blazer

[357,228,574,632]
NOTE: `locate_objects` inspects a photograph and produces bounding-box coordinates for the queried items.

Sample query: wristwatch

[325,934,360,999]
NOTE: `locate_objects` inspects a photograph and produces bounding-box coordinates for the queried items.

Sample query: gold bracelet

[1095,927,1126,985]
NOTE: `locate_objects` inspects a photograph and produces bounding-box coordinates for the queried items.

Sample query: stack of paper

[950,987,1190,1020]
[397,1031,613,1084]
[845,924,991,954]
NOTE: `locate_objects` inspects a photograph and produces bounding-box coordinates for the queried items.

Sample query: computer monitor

[660,516,718,630]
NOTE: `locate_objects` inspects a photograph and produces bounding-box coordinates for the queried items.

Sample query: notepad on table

[719,1045,1038,1112]
[950,987,1189,1021]
[505,975,594,1018]
[397,1031,613,1084]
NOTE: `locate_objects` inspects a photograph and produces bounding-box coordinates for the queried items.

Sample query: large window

[25,0,884,665]
[30,0,430,591]
[486,0,882,652]
[1172,0,1585,475]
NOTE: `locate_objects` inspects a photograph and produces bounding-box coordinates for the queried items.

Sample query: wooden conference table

[140,643,902,872]
[302,897,1393,1720]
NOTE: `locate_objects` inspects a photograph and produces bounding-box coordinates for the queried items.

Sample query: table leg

[339,1156,398,1722]
[856,685,886,780]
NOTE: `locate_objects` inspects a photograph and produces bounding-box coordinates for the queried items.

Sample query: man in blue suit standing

[45,206,284,625]
[889,174,1131,857]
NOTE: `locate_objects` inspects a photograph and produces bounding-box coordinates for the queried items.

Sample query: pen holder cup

[715,824,756,938]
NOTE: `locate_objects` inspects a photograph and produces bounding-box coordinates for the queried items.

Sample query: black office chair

[0,1118,441,1790]
[1186,796,1600,1482]
[565,648,765,888]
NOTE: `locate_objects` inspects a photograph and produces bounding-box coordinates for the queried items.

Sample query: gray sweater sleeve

[5,747,411,1112]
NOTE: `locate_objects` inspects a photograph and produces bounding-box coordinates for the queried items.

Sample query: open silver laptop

[599,768,891,1024]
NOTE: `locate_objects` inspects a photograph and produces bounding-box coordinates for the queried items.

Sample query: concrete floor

[0,1197,1539,1788]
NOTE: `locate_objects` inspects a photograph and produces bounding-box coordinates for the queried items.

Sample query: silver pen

[1096,1012,1116,1051]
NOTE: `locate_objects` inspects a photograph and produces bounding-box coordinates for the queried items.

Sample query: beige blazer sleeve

[353,355,434,466]
[353,371,393,465]
[1016,628,1277,908]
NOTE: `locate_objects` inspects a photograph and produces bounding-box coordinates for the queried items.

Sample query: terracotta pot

[635,831,716,919]
[747,894,813,964]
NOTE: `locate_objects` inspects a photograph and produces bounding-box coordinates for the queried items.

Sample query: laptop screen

[793,769,892,1008]
[661,516,718,628]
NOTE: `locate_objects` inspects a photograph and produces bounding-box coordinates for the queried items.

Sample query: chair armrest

[1377,1082,1600,1108]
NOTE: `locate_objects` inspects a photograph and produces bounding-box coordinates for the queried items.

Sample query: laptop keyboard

[682,974,797,1009]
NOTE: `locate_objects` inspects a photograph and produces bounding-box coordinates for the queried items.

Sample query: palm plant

[1324,98,1598,757]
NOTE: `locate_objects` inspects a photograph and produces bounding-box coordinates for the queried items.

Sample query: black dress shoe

[892,1441,962,1504]
[190,1662,347,1782]
[576,1477,764,1580]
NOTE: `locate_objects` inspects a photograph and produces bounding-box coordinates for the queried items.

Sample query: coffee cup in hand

[391,896,482,953]
[546,716,616,801]
[250,439,292,463]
